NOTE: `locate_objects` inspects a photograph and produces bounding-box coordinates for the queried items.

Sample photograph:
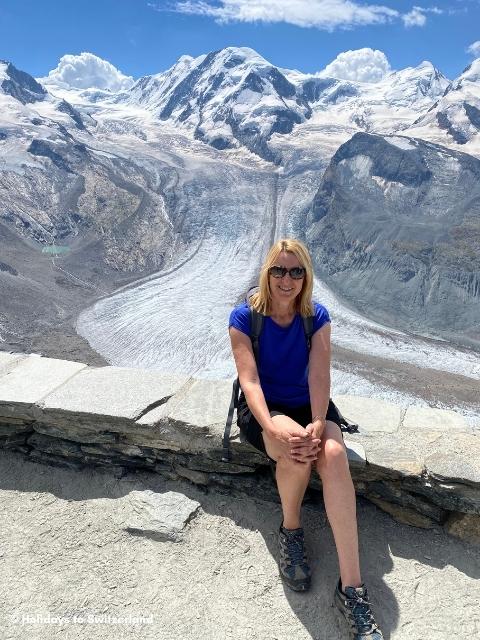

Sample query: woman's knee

[316,437,349,478]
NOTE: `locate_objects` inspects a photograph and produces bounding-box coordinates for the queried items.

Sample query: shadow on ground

[1,449,479,639]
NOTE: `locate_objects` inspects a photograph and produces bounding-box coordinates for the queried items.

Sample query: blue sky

[0,0,479,81]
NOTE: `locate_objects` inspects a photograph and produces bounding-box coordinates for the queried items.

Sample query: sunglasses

[268,265,306,279]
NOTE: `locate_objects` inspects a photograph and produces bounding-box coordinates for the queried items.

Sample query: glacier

[1,48,479,429]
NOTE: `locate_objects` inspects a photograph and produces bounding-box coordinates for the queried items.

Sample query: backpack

[222,293,359,462]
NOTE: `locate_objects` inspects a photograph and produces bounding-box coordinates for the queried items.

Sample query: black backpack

[222,297,359,462]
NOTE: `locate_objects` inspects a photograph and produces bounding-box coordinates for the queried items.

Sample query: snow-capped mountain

[107,47,312,161]
[0,60,47,104]
[0,60,91,134]
[46,48,452,162]
[406,59,480,153]
[282,61,450,137]
[0,61,174,267]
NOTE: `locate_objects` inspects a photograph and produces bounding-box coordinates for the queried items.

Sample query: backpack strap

[302,315,314,351]
[222,305,263,462]
[249,308,264,365]
[222,377,240,462]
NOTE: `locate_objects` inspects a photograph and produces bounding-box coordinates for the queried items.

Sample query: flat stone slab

[164,378,233,428]
[360,436,424,477]
[366,496,436,529]
[0,355,87,417]
[38,366,190,425]
[425,444,480,486]
[333,395,401,434]
[139,378,233,427]
[123,490,200,542]
[403,406,470,433]
[136,378,233,452]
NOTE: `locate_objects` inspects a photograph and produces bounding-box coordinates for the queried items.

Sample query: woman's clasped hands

[271,422,322,464]
[288,423,322,464]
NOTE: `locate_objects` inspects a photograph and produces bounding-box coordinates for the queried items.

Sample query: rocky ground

[0,449,479,640]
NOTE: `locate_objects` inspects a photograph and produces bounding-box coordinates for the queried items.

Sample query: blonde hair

[250,238,314,316]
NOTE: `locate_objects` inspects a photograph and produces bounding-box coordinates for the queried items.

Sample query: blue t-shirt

[228,301,330,407]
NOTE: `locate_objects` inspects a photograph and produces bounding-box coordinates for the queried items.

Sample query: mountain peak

[208,46,271,69]
[0,60,46,104]
[458,58,480,83]
[216,46,265,59]
[388,60,446,81]
[417,60,435,69]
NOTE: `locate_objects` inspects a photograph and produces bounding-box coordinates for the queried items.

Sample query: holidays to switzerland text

[12,612,154,625]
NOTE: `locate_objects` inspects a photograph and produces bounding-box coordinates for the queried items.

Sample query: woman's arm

[307,322,332,440]
[229,327,309,443]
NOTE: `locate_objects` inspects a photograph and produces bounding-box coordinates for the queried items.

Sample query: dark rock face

[464,102,480,130]
[0,61,46,104]
[266,68,296,98]
[436,112,469,144]
[242,71,264,93]
[56,99,86,130]
[27,139,74,173]
[333,133,432,187]
[326,82,358,104]
[269,108,302,135]
[306,132,480,346]
[209,136,232,150]
[299,77,358,105]
[300,78,335,102]
[224,111,277,163]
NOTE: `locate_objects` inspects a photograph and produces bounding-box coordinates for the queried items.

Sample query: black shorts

[237,392,343,458]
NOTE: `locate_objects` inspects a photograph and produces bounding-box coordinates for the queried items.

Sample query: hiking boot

[278,524,311,591]
[334,579,384,639]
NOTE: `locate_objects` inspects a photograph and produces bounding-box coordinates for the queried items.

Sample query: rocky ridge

[306,132,480,346]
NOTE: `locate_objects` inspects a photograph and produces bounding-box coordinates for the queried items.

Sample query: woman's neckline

[268,312,297,329]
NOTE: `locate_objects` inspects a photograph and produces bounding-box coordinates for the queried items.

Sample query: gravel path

[1,450,479,640]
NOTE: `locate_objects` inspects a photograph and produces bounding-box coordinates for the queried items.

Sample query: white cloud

[467,40,480,57]
[402,5,443,28]
[43,52,134,91]
[402,7,427,27]
[319,48,391,83]
[163,0,399,30]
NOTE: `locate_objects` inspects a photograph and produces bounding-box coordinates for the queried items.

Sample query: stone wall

[0,351,479,544]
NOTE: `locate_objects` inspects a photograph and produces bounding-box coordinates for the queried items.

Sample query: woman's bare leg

[315,420,362,588]
[261,415,312,529]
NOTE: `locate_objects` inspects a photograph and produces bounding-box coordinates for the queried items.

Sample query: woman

[229,238,383,640]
